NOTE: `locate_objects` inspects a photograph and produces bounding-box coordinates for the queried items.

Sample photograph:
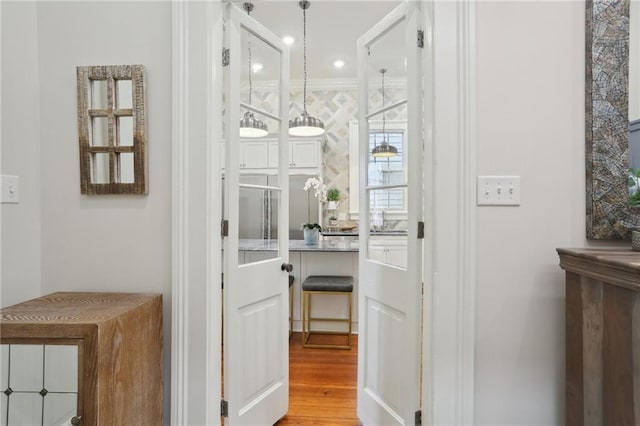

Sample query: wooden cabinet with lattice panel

[76,65,147,195]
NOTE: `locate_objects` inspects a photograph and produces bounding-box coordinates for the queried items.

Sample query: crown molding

[246,77,408,92]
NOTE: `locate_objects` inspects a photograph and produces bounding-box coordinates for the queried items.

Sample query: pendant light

[289,0,325,137]
[372,68,398,158]
[239,2,269,138]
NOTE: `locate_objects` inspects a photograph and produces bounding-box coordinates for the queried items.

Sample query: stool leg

[348,292,352,348]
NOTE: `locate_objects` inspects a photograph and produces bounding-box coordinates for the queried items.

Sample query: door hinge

[221,219,229,238]
[221,399,229,417]
[417,221,424,239]
[417,30,424,48]
[415,409,422,425]
[222,48,230,66]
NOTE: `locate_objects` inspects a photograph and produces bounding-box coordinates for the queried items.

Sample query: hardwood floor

[275,332,360,426]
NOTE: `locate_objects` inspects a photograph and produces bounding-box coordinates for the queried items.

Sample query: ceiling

[235,1,402,82]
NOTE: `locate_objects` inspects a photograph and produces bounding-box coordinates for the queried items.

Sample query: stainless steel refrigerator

[226,174,319,240]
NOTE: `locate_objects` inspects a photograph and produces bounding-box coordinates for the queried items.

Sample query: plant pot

[327,201,339,210]
[303,228,319,245]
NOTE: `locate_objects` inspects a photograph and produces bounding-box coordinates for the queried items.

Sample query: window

[368,131,405,210]
[348,120,407,217]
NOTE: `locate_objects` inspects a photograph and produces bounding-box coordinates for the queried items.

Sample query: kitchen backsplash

[250,83,408,224]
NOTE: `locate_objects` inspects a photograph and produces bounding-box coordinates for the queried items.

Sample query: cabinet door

[290,140,319,169]
[1,343,79,426]
[241,141,269,169]
[268,141,279,168]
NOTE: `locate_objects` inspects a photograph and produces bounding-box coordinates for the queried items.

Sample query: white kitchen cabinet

[289,139,320,169]
[240,140,269,169]
[368,238,408,269]
[268,139,321,171]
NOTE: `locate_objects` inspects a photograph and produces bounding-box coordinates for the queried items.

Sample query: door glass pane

[367,187,408,270]
[43,393,77,426]
[10,345,43,391]
[366,15,407,116]
[44,345,77,393]
[7,393,42,425]
[240,24,281,137]
[238,174,280,265]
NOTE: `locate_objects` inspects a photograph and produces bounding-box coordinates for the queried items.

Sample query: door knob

[71,417,82,426]
[281,263,293,272]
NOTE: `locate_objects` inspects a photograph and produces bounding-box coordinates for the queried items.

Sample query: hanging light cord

[381,68,387,145]
[245,3,254,105]
[302,2,308,113]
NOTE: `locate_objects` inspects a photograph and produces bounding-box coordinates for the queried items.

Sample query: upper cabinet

[241,140,270,169]
[225,138,322,173]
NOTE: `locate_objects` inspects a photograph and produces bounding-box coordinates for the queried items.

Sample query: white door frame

[421,1,477,425]
[170,1,477,425]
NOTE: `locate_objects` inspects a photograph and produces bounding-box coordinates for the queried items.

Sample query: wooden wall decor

[585,0,635,239]
[77,65,147,195]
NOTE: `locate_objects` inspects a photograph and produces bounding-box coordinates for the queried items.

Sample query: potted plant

[326,188,341,210]
[328,215,338,230]
[302,176,327,244]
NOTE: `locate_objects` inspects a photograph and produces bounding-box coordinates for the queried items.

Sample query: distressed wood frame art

[586,0,635,239]
[77,65,147,195]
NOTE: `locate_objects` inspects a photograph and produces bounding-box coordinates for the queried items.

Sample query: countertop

[239,239,359,252]
[321,231,408,237]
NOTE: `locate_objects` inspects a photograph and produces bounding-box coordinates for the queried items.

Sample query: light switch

[1,175,19,203]
[477,176,520,206]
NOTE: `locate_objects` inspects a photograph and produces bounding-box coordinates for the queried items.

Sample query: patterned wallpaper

[250,83,407,220]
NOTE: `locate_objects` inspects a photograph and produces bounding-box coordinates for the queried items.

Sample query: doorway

[170,0,483,424]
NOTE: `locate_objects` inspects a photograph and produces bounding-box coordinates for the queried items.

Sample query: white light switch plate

[1,175,19,203]
[477,176,520,206]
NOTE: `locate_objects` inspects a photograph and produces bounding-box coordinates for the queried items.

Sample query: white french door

[357,2,424,425]
[223,4,290,425]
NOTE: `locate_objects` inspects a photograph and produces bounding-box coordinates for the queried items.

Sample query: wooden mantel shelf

[556,248,640,426]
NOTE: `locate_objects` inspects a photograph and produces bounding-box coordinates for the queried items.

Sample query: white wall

[1,2,42,308]
[473,2,625,424]
[1,1,172,423]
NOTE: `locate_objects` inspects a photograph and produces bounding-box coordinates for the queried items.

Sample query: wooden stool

[301,275,353,349]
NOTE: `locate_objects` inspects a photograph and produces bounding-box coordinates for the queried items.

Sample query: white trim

[422,0,476,424]
[171,2,188,424]
[171,2,223,425]
[457,3,476,423]
[246,77,407,92]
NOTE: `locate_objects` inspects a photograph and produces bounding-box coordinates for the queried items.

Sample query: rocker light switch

[1,175,19,203]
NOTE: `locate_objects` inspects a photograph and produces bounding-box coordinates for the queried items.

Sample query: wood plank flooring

[275,332,360,426]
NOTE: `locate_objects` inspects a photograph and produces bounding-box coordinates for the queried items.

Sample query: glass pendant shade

[240,111,268,138]
[289,0,325,137]
[289,111,325,137]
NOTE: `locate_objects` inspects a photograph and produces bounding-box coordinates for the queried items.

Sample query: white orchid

[303,176,327,202]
